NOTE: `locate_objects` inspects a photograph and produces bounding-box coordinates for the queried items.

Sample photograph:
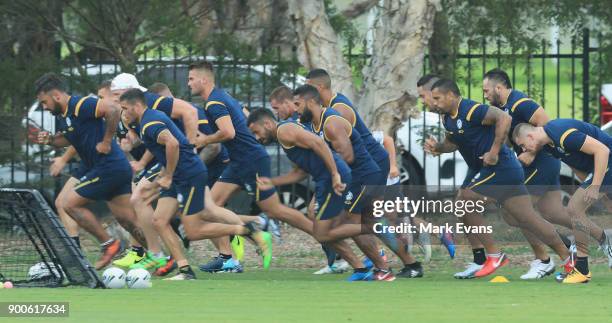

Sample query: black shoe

[397,264,424,278]
[198,256,224,273]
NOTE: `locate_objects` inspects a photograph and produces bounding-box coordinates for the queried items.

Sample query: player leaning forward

[425,78,573,278]
[34,73,145,269]
[118,88,273,270]
[513,120,612,283]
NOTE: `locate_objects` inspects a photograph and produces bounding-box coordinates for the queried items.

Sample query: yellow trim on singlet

[322,115,352,142]
[74,96,89,117]
[511,98,531,113]
[205,101,226,110]
[151,96,164,110]
[140,121,165,136]
[331,96,356,127]
[276,123,296,149]
[560,128,578,150]
[465,103,481,121]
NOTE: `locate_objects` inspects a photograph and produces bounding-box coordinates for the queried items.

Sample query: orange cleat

[474,253,509,278]
[95,239,122,270]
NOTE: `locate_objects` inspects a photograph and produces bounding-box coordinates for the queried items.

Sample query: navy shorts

[207,159,229,188]
[462,166,528,203]
[314,171,352,221]
[75,167,132,201]
[345,171,382,214]
[580,165,612,196]
[218,156,275,202]
[523,152,561,196]
[133,163,162,183]
[69,161,88,179]
[176,171,208,216]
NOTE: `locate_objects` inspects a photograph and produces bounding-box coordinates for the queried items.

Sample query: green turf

[4,264,612,323]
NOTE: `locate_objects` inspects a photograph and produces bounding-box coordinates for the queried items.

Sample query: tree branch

[341,0,378,18]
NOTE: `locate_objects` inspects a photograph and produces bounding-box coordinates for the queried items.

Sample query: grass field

[4,263,612,323]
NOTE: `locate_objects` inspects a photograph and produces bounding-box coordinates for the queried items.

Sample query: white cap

[110,73,147,92]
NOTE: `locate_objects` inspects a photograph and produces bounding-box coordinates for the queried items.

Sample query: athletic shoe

[231,236,245,262]
[555,256,577,282]
[199,256,225,273]
[347,270,373,281]
[313,259,351,274]
[164,272,196,280]
[154,257,177,276]
[362,257,374,270]
[220,258,243,273]
[599,229,612,268]
[439,230,456,259]
[259,214,282,242]
[373,269,396,281]
[474,253,509,278]
[561,268,591,284]
[417,231,432,262]
[245,222,273,269]
[112,250,144,268]
[397,264,424,278]
[520,259,556,280]
[129,252,167,271]
[454,262,484,279]
[95,239,122,270]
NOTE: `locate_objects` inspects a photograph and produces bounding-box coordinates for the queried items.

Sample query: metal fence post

[582,28,590,122]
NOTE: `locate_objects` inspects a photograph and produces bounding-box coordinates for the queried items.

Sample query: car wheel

[400,154,425,186]
[278,184,311,214]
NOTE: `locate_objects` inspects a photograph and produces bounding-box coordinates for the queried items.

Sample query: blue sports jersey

[543,119,612,174]
[310,108,380,179]
[503,90,542,153]
[57,96,130,171]
[192,104,230,163]
[329,93,388,164]
[443,98,516,169]
[139,109,206,182]
[277,120,351,182]
[204,87,268,164]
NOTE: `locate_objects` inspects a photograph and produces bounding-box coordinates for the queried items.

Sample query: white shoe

[453,263,483,279]
[600,229,612,268]
[313,259,350,274]
[520,258,555,280]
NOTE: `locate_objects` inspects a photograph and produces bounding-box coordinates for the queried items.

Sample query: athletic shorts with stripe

[314,171,352,221]
[75,167,132,201]
[217,155,275,202]
[344,170,382,214]
[523,152,561,196]
[461,165,528,203]
[176,171,208,216]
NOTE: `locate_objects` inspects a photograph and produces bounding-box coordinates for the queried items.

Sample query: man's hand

[120,138,133,153]
[130,160,145,173]
[49,157,67,177]
[423,136,440,156]
[389,164,400,178]
[37,131,51,145]
[155,174,172,190]
[331,172,346,196]
[480,151,499,166]
[517,152,536,166]
[584,185,602,204]
[195,133,209,149]
[256,176,275,191]
[96,140,112,154]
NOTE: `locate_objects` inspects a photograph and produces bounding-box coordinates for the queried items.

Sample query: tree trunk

[287,0,355,100]
[358,0,439,136]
